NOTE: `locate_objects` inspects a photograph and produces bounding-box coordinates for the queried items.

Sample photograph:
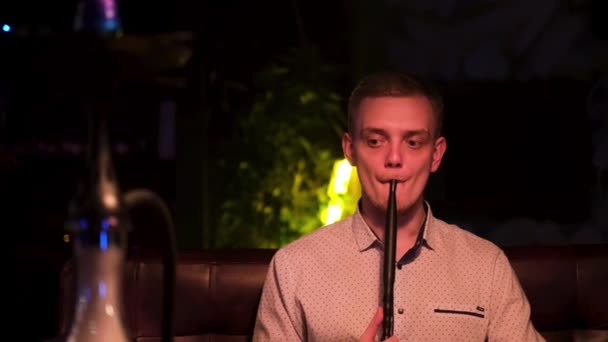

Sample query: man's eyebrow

[359,128,431,138]
[404,130,431,138]
[359,127,388,136]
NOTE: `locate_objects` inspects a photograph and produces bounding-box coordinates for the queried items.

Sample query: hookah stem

[382,179,397,340]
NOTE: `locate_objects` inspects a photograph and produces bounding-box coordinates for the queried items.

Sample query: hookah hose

[125,189,177,342]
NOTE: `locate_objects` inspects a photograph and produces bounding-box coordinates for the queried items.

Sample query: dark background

[2,0,607,340]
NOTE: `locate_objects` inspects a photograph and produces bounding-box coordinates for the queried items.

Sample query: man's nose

[385,144,403,168]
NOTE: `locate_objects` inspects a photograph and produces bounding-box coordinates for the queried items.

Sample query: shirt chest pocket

[433,303,486,319]
[425,302,489,340]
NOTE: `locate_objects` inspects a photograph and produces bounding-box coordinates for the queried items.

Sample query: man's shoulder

[431,216,504,259]
[273,215,355,261]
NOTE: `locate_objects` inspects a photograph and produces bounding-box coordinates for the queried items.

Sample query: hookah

[64,115,176,342]
[63,1,177,341]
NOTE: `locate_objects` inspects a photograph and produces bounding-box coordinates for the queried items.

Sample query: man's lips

[378,178,406,183]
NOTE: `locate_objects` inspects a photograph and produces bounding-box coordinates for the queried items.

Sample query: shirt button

[398,308,404,315]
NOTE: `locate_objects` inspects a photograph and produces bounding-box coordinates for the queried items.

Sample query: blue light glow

[2,24,10,32]
[99,282,107,297]
[103,19,119,32]
[100,231,108,250]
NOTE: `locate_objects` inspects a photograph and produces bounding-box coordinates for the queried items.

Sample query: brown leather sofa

[54,244,608,342]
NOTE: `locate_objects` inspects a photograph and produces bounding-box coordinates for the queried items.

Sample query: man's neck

[360,198,427,244]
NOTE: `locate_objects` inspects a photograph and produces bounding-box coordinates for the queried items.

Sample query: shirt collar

[352,207,378,252]
[352,200,436,253]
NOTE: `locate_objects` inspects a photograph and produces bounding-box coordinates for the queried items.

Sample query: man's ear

[430,136,446,172]
[342,132,356,166]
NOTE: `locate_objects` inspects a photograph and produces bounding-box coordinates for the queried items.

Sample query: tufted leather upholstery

[55,244,608,341]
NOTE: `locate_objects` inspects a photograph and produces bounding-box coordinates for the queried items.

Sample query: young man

[253,71,545,341]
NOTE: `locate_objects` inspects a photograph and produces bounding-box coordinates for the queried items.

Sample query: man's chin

[363,200,387,216]
[397,205,416,217]
[369,204,416,222]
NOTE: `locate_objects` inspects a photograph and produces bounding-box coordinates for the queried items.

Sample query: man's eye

[368,138,382,146]
[408,140,421,147]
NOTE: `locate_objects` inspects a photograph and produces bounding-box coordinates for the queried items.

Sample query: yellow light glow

[322,158,360,226]
[332,159,353,194]
[326,204,343,225]
[63,234,70,243]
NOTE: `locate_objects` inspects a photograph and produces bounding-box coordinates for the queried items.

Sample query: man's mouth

[379,178,406,184]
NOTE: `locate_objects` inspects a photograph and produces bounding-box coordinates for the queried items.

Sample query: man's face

[342,96,446,215]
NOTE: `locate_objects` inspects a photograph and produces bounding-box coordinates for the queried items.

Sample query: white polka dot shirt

[253,203,546,341]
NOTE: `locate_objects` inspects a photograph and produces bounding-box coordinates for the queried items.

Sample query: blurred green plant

[215,46,349,248]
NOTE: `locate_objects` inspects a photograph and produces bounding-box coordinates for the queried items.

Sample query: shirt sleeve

[253,250,305,342]
[488,250,546,342]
